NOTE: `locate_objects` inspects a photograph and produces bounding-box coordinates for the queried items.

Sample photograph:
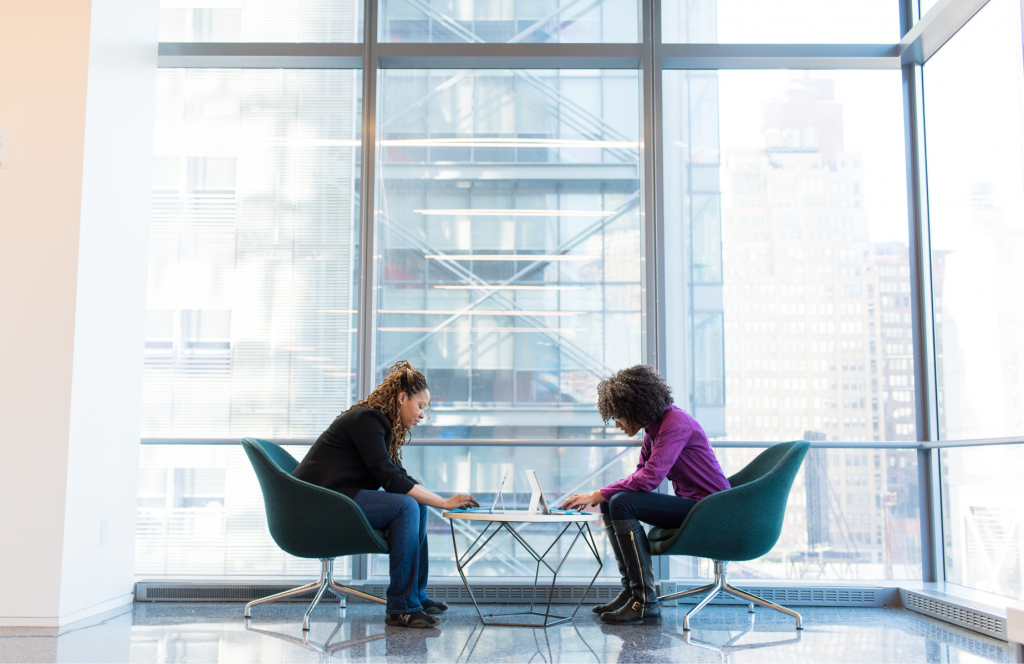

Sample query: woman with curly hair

[560,364,730,624]
[293,361,478,629]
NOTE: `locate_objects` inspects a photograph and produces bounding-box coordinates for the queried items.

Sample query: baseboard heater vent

[745,587,879,605]
[902,590,1007,641]
[136,581,621,604]
[141,586,323,602]
[659,582,886,607]
[137,581,890,607]
[370,584,621,604]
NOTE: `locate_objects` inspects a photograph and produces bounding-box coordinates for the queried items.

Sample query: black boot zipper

[629,531,645,618]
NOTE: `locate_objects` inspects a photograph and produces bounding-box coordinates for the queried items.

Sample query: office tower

[874,241,914,441]
[721,75,879,445]
[717,75,919,578]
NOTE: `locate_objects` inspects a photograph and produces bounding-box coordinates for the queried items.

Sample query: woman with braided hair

[293,360,478,628]
[559,365,730,624]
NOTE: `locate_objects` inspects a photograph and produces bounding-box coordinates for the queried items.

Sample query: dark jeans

[353,490,429,614]
[599,491,699,530]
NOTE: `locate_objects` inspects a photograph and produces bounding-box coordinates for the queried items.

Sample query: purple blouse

[600,404,730,502]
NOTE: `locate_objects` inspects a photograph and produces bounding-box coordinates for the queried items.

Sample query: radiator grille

[903,591,1006,641]
[138,581,888,606]
[145,586,321,601]
[137,582,621,604]
[663,583,884,607]
[366,584,617,603]
[743,587,877,604]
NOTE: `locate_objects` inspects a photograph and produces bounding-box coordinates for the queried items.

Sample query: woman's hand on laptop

[443,494,480,510]
[559,490,605,511]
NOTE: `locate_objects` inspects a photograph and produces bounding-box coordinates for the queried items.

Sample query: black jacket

[292,406,418,498]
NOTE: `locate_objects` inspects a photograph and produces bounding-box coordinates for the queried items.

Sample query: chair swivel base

[658,560,802,631]
[244,558,386,630]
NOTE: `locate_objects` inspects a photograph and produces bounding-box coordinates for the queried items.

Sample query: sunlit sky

[717,70,910,243]
[713,0,901,44]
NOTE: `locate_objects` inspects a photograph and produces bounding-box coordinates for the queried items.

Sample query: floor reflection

[663,614,803,664]
[453,621,602,664]
[0,602,1014,663]
[244,612,388,663]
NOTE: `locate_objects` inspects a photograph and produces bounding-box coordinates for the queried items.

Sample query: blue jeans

[599,490,699,529]
[353,490,429,614]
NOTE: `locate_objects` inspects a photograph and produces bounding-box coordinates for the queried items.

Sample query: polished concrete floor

[0,601,1015,663]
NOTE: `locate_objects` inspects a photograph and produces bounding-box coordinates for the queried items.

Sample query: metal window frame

[140,436,1024,449]
[152,0,1003,588]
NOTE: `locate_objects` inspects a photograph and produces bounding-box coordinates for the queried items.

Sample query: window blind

[138,69,360,577]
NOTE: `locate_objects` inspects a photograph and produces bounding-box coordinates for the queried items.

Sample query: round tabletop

[443,510,602,523]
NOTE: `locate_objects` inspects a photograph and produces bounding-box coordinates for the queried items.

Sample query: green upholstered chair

[241,438,389,630]
[652,440,811,630]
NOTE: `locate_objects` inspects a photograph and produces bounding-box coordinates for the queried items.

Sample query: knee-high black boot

[600,519,661,624]
[592,525,632,614]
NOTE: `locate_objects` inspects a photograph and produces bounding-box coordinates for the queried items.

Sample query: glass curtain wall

[378,0,636,43]
[370,42,644,572]
[662,0,900,43]
[138,68,362,576]
[158,0,362,41]
[136,0,1024,589]
[663,69,915,445]
[661,68,922,581]
[924,0,1024,601]
[375,69,642,440]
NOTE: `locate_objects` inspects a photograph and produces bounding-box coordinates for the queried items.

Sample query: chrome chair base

[244,558,386,630]
[658,560,803,631]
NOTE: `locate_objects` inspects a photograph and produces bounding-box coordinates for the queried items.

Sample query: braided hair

[346,360,430,462]
[596,365,673,429]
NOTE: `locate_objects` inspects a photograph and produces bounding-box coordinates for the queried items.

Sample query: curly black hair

[596,365,673,428]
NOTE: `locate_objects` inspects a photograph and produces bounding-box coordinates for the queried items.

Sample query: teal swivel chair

[241,438,388,630]
[652,441,810,630]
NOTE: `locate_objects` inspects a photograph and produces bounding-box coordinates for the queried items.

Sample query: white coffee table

[443,510,604,628]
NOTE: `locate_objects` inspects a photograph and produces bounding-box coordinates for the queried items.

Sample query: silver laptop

[526,470,551,515]
[526,470,583,515]
[458,469,510,513]
[490,469,510,513]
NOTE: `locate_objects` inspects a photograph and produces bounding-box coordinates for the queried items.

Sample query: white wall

[0,0,158,627]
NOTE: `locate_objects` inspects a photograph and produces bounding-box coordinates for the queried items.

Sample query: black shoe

[593,526,633,614]
[600,598,662,624]
[385,611,441,628]
[593,588,632,614]
[600,521,661,625]
[421,598,449,614]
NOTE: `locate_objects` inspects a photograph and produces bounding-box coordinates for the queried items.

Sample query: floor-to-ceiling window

[662,68,921,581]
[138,64,362,576]
[923,0,1024,601]
[135,0,1023,597]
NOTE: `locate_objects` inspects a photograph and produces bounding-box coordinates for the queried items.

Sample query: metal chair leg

[682,577,724,631]
[244,581,321,618]
[326,585,348,609]
[658,582,716,602]
[664,560,802,631]
[329,581,385,605]
[722,583,802,629]
[327,558,386,606]
[303,580,330,631]
[246,557,379,630]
